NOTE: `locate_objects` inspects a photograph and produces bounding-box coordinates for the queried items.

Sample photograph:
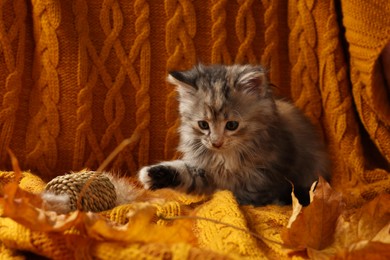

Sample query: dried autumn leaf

[352,193,390,243]
[2,181,85,232]
[7,149,22,183]
[1,153,78,231]
[282,176,344,250]
[372,222,390,244]
[333,193,390,250]
[332,241,390,260]
[287,186,303,228]
[286,181,319,229]
[304,192,390,259]
[0,149,23,200]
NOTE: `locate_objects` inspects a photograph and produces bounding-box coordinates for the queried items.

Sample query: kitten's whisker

[191,141,208,158]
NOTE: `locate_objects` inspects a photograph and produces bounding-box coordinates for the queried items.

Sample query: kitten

[139,64,330,206]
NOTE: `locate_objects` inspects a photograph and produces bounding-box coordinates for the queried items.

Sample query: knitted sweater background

[0,0,389,258]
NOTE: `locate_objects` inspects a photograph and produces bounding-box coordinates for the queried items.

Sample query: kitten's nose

[212,141,223,148]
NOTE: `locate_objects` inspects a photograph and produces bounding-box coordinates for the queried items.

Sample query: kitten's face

[168,64,275,153]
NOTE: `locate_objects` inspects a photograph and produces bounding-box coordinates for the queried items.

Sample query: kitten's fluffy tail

[41,192,73,214]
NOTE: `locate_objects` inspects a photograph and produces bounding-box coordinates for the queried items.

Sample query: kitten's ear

[167,70,197,98]
[236,66,269,97]
[167,71,195,87]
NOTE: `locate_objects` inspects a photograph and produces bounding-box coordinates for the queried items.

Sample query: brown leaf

[352,193,390,243]
[332,242,390,260]
[2,181,84,232]
[303,192,390,259]
[282,177,344,250]
[334,193,390,249]
[7,149,22,183]
[286,185,303,228]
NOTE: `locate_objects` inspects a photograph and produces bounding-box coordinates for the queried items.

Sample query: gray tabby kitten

[139,64,329,206]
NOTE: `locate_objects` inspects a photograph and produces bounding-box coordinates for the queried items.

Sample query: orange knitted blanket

[1,169,389,259]
[0,0,389,259]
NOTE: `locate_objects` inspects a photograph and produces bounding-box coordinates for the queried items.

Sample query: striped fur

[139,64,329,206]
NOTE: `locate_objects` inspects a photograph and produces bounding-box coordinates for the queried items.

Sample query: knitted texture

[341,0,390,203]
[0,0,390,258]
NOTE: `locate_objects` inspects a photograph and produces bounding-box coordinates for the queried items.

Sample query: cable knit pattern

[317,0,365,199]
[289,0,322,125]
[341,0,390,200]
[71,0,151,174]
[133,0,151,168]
[343,0,390,163]
[0,0,26,166]
[97,0,130,170]
[26,0,61,176]
[73,0,101,170]
[260,0,280,86]
[311,1,371,207]
[0,1,390,257]
[164,0,196,159]
[235,0,257,64]
[211,0,232,64]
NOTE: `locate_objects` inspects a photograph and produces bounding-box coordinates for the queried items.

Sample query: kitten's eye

[198,121,209,130]
[225,121,239,131]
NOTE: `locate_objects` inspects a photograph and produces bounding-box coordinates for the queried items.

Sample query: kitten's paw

[138,165,181,190]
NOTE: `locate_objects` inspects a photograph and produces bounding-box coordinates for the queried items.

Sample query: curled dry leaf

[284,179,390,259]
[287,186,303,228]
[282,176,344,250]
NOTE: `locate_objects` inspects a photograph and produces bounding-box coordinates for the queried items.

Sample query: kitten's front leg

[138,160,214,194]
